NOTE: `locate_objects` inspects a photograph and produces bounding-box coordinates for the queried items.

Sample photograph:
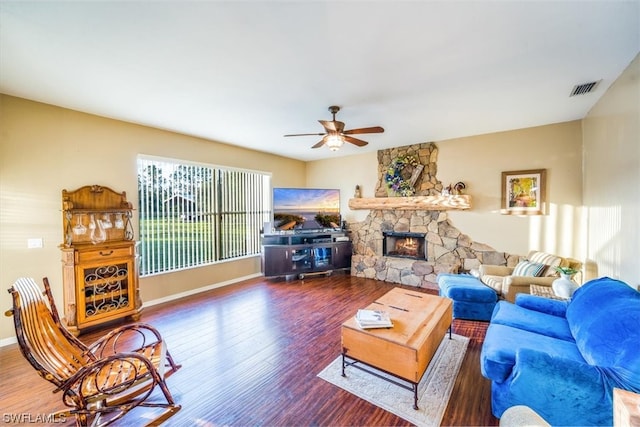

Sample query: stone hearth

[350,210,506,289]
[348,142,517,290]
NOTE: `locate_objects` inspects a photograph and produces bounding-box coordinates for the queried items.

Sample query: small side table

[530,285,568,301]
[614,388,640,426]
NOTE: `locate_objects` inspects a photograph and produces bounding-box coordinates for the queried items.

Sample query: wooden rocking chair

[6,277,182,426]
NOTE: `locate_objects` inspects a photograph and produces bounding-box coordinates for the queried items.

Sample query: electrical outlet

[27,238,43,248]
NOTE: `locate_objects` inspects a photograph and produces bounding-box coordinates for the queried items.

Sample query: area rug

[317,333,469,427]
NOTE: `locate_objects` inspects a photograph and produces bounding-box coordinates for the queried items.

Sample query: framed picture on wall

[501,169,547,215]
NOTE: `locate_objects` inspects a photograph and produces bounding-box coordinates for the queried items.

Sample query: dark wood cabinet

[261,231,352,279]
[332,241,353,270]
[262,246,297,276]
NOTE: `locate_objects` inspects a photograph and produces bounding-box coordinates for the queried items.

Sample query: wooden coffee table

[341,287,453,409]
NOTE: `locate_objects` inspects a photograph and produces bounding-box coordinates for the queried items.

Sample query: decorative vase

[552,273,578,298]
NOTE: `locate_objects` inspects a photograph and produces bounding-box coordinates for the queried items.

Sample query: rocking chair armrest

[58,351,159,394]
[87,323,164,357]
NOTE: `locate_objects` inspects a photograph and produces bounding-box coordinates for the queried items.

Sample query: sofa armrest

[506,349,611,425]
[505,276,556,287]
[479,265,513,276]
[515,294,568,317]
[503,276,556,302]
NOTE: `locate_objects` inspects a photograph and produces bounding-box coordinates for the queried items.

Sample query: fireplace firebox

[382,231,427,260]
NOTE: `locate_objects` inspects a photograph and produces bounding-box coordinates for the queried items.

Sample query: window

[137,155,271,276]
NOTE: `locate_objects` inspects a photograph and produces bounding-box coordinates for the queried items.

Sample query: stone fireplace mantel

[349,143,486,289]
[348,195,471,211]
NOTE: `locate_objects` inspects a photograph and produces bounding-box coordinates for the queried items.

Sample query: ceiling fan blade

[284,132,326,137]
[311,135,329,149]
[343,126,384,135]
[319,120,345,133]
[343,135,369,147]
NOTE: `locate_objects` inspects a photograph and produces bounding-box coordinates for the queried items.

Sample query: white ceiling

[1,1,638,161]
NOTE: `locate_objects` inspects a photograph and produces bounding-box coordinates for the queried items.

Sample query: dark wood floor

[0,274,499,426]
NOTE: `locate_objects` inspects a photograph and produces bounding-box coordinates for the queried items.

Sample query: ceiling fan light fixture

[284,106,383,150]
[326,134,344,151]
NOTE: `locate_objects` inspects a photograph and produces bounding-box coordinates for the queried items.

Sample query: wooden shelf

[348,195,471,211]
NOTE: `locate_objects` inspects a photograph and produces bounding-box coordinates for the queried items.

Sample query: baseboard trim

[0,273,264,347]
[143,273,263,308]
[0,336,17,347]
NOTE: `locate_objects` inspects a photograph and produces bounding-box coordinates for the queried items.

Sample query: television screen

[273,188,340,231]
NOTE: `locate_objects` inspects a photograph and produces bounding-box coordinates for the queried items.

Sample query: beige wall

[0,95,306,341]
[582,53,640,287]
[308,121,585,258]
[439,122,585,258]
[306,151,379,225]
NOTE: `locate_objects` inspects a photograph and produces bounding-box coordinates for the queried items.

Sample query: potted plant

[555,266,579,279]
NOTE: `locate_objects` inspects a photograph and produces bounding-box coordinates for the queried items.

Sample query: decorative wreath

[384,155,421,196]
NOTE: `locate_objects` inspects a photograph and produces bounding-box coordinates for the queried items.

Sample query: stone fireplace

[383,231,426,260]
[348,142,516,290]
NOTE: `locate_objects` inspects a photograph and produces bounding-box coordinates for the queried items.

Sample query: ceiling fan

[284,106,384,151]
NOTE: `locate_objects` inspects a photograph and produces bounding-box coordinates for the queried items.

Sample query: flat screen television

[272,188,341,231]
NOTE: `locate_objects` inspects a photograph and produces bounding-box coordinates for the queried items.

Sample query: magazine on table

[355,309,393,329]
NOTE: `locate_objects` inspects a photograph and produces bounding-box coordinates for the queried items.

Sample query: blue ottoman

[438,273,497,321]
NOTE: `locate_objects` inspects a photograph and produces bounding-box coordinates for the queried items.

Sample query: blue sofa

[480,277,640,426]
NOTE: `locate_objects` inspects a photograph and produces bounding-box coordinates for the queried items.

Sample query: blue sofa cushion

[565,277,640,390]
[481,323,585,383]
[490,301,574,342]
[438,273,496,302]
[515,293,569,317]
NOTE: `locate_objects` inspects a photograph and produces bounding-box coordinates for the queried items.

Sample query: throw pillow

[529,251,562,276]
[513,260,546,277]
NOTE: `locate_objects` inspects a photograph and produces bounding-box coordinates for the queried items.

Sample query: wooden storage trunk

[341,287,452,382]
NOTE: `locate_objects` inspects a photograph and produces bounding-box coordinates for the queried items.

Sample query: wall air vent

[569,80,601,97]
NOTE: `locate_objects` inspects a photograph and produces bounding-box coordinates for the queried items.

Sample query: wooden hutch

[60,185,142,335]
